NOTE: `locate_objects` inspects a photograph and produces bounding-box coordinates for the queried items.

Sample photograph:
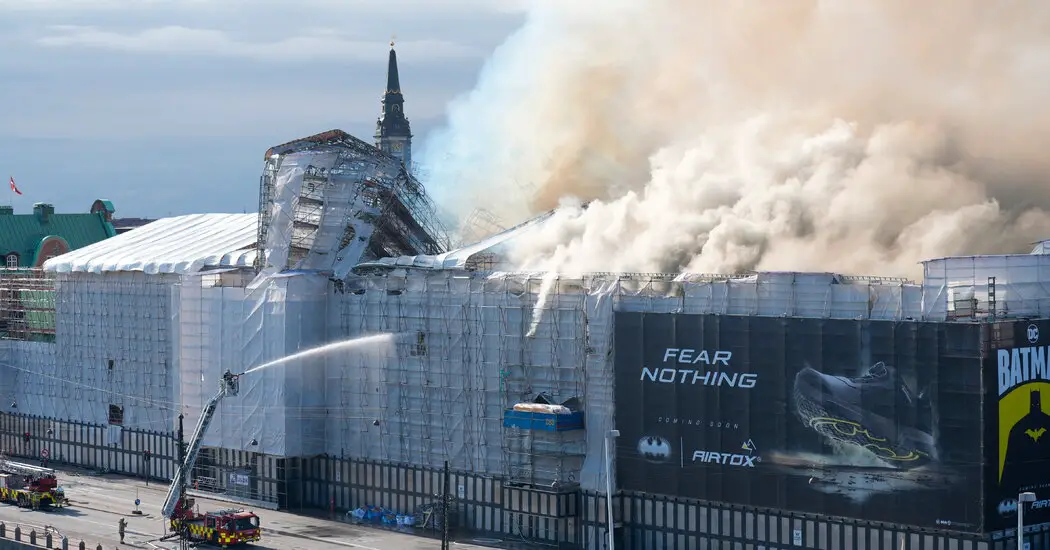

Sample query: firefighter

[118,517,127,543]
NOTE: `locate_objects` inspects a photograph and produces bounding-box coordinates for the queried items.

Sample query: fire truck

[161,371,262,547]
[169,502,261,547]
[0,457,68,510]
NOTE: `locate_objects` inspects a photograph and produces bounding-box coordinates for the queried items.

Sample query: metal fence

[614,491,992,550]
[0,412,174,481]
[0,412,1024,550]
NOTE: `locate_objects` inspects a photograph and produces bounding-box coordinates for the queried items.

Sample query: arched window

[5,254,18,268]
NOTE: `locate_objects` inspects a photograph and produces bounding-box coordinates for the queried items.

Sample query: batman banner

[613,313,985,533]
[986,320,1050,531]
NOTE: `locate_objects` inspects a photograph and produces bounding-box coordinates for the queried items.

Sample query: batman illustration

[1001,389,1050,496]
[637,436,673,463]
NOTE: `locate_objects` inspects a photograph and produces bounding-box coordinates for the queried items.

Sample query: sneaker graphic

[793,362,936,468]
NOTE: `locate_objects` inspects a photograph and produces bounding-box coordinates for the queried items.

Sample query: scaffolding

[0,269,177,430]
[921,254,1050,320]
[256,130,451,275]
[8,234,1050,513]
[499,278,586,489]
[0,268,56,343]
[329,273,603,490]
[173,265,318,511]
[456,208,506,248]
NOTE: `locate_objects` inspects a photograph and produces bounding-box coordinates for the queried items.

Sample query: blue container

[502,410,585,432]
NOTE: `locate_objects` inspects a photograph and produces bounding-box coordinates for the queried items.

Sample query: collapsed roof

[353,209,558,274]
[257,129,451,278]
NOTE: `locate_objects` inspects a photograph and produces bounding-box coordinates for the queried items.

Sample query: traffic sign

[135,498,140,506]
[40,448,49,459]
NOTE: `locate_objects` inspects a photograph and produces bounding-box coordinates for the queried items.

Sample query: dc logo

[1028,324,1040,344]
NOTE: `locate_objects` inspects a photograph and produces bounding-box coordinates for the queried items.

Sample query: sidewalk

[30,463,552,550]
[271,506,543,550]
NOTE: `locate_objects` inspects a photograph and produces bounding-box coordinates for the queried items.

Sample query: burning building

[3,42,1050,550]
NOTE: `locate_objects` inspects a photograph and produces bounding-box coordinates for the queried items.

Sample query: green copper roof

[0,210,116,267]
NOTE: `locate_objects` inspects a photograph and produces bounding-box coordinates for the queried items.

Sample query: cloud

[0,0,214,12]
[0,0,526,14]
[35,25,477,61]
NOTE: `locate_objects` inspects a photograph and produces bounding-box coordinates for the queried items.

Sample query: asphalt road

[0,466,501,550]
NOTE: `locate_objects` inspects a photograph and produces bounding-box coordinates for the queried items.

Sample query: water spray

[239,333,400,376]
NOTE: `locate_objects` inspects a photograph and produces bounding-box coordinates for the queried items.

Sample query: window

[5,254,17,268]
[108,404,124,426]
[235,516,259,530]
[410,331,427,357]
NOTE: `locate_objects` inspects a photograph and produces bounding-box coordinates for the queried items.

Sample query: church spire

[375,40,412,171]
[386,41,401,93]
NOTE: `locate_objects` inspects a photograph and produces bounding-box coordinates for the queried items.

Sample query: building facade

[0,201,116,269]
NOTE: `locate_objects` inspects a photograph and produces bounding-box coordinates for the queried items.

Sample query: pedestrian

[118,517,126,543]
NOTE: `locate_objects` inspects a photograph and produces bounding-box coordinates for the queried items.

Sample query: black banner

[614,313,984,532]
[986,319,1050,531]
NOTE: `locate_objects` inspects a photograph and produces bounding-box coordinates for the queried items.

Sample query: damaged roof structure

[253,44,448,278]
[353,208,558,274]
[257,129,451,279]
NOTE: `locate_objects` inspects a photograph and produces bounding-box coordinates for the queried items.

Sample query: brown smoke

[424,0,1050,279]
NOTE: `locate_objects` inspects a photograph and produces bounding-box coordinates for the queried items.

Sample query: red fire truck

[161,371,262,547]
[169,498,261,547]
[0,458,68,509]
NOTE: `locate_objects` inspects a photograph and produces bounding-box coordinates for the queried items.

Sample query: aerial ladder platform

[161,370,262,548]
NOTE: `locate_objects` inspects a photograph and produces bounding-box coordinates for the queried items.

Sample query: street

[0,465,501,549]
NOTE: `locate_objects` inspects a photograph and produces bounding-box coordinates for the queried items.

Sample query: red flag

[9,177,22,196]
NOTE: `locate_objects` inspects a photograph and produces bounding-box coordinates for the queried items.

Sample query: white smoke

[421,0,1050,280]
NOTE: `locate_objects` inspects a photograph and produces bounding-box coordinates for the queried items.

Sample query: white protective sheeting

[259,156,306,274]
[44,213,258,275]
[0,340,56,416]
[922,254,1050,320]
[4,272,179,431]
[257,149,391,279]
[326,272,590,485]
[176,271,328,457]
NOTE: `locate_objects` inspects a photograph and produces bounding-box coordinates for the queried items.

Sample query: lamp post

[604,429,620,550]
[1019,491,1036,550]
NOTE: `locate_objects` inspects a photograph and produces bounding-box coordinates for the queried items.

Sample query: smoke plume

[421,0,1050,279]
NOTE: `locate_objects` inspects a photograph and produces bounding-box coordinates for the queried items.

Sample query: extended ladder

[0,457,55,478]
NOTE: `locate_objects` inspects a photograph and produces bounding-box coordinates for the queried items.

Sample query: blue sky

[0,0,525,217]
